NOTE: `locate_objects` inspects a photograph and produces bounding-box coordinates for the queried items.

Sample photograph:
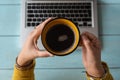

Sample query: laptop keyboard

[26,2,93,28]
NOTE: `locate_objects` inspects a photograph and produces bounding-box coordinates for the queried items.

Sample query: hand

[17,18,53,66]
[81,32,105,77]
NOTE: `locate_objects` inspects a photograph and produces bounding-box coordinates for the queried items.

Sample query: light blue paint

[0,5,20,35]
[98,5,120,35]
[0,37,20,69]
[0,0,120,4]
[98,0,120,4]
[0,36,120,68]
[0,0,21,4]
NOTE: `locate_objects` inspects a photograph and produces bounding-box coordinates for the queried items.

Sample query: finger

[41,18,53,26]
[36,50,54,57]
[82,31,97,41]
[36,18,53,31]
[83,32,100,48]
[82,35,93,50]
[34,18,53,40]
[28,18,52,42]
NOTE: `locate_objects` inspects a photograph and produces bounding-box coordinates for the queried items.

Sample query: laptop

[21,0,98,50]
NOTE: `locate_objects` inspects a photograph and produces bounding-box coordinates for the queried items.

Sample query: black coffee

[46,24,75,52]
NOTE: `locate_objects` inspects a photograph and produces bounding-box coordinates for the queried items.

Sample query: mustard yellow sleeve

[12,60,35,80]
[86,62,114,80]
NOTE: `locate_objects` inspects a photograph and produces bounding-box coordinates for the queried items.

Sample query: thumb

[36,50,54,57]
[82,35,92,50]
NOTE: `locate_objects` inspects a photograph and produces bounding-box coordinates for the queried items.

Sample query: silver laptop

[21,0,98,50]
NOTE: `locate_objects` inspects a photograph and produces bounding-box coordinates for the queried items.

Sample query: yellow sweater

[12,61,113,80]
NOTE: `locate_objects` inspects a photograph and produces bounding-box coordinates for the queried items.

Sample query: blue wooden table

[0,0,120,80]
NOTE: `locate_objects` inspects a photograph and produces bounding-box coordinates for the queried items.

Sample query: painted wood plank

[0,37,20,69]
[0,0,120,4]
[98,4,120,35]
[0,68,120,80]
[0,0,20,4]
[0,69,13,80]
[0,5,20,35]
[0,5,120,35]
[0,36,120,68]
[98,0,120,4]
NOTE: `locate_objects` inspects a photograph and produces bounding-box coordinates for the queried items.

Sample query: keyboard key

[84,14,88,17]
[65,10,69,13]
[87,3,91,6]
[87,18,92,21]
[67,6,71,9]
[66,14,70,17]
[27,18,32,21]
[28,3,32,5]
[70,10,73,13]
[53,14,57,17]
[75,14,79,17]
[28,14,34,17]
[32,6,35,9]
[43,10,47,13]
[86,6,91,9]
[33,18,36,21]
[82,18,88,21]
[28,6,31,9]
[52,10,55,13]
[37,18,41,22]
[71,14,74,17]
[80,14,84,17]
[49,14,52,17]
[42,18,45,21]
[40,14,43,17]
[56,10,60,13]
[32,23,36,26]
[74,10,78,13]
[34,10,38,13]
[88,24,92,27]
[27,23,31,26]
[74,22,78,26]
[38,10,42,13]
[48,10,51,13]
[44,14,47,17]
[61,10,64,13]
[73,18,77,21]
[78,18,81,21]
[83,22,87,26]
[62,14,65,17]
[35,14,39,17]
[36,23,40,26]
[28,10,33,13]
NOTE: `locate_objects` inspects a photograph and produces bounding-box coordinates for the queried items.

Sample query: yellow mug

[41,18,80,56]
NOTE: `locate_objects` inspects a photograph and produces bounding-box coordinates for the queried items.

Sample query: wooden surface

[0,0,120,80]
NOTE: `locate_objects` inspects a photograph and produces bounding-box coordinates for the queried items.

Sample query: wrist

[16,57,33,67]
[86,63,105,77]
[16,57,35,70]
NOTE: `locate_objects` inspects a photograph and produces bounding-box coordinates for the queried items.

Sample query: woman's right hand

[17,18,53,67]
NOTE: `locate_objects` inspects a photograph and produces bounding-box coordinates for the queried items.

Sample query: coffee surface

[46,24,75,52]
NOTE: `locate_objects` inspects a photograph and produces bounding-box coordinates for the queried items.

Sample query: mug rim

[41,18,80,56]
